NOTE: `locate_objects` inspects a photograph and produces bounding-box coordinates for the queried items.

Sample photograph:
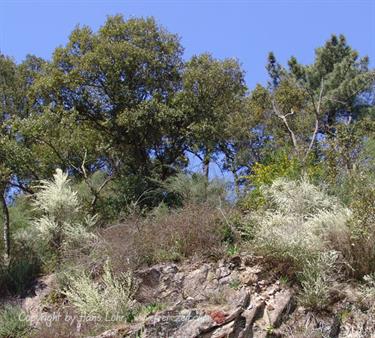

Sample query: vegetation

[0,13,374,336]
[0,305,30,338]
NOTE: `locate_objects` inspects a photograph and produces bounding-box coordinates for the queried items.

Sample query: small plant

[279,275,289,286]
[266,324,275,334]
[229,278,241,290]
[226,244,240,257]
[298,252,338,310]
[143,303,164,316]
[0,305,31,338]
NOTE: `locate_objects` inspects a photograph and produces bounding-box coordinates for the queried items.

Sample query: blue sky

[1,0,374,90]
[1,0,374,178]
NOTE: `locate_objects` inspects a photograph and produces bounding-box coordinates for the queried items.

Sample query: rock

[217,266,231,280]
[22,274,56,326]
[266,284,281,296]
[174,314,216,337]
[229,255,242,269]
[239,270,258,286]
[266,289,294,328]
[229,288,251,309]
[238,301,266,338]
[211,320,236,338]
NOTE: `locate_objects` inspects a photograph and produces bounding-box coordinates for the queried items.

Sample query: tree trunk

[1,189,10,266]
[233,171,240,198]
[203,156,210,179]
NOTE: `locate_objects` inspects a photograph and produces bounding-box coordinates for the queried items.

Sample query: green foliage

[8,195,35,233]
[0,258,41,295]
[142,303,165,316]
[163,172,227,206]
[180,53,247,176]
[240,149,323,211]
[298,252,338,310]
[0,305,31,338]
[229,279,241,290]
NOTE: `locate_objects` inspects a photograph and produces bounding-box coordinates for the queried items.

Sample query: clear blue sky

[1,0,374,90]
[1,0,374,178]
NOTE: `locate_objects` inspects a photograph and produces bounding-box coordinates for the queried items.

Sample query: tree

[250,35,375,166]
[179,53,247,178]
[32,15,186,180]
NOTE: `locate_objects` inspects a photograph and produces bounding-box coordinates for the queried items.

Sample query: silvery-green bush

[14,169,97,266]
[63,261,135,318]
[251,177,351,265]
[249,177,352,309]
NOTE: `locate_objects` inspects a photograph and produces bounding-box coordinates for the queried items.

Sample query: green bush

[162,172,227,207]
[0,305,31,338]
[0,258,41,295]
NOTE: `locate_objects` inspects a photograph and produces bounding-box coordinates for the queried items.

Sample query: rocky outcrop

[91,255,297,337]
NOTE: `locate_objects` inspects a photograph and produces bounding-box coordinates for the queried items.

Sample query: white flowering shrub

[63,261,135,318]
[249,177,353,309]
[19,169,98,264]
[33,169,79,221]
[252,177,351,265]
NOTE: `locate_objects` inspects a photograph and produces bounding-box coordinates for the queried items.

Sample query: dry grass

[101,203,226,269]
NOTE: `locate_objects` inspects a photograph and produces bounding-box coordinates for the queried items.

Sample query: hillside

[0,13,374,338]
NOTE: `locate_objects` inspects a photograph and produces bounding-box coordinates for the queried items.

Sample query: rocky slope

[75,254,375,338]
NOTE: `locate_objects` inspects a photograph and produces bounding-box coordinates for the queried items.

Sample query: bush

[0,305,31,338]
[298,252,338,310]
[63,262,135,319]
[102,204,227,268]
[239,149,323,211]
[133,203,226,265]
[327,175,375,278]
[248,177,350,267]
[14,169,98,270]
[163,173,228,207]
[0,258,41,296]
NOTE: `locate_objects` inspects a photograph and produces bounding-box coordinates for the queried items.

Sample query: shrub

[0,257,41,296]
[163,173,227,207]
[102,204,227,268]
[132,203,226,265]
[63,262,135,319]
[239,149,323,211]
[327,175,375,278]
[248,177,350,268]
[16,169,98,269]
[298,251,338,310]
[33,169,79,222]
[0,305,31,338]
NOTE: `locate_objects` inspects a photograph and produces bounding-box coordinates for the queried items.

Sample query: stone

[211,321,236,338]
[229,288,251,309]
[238,301,266,338]
[229,255,242,269]
[239,270,258,286]
[266,289,294,328]
[174,315,216,337]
